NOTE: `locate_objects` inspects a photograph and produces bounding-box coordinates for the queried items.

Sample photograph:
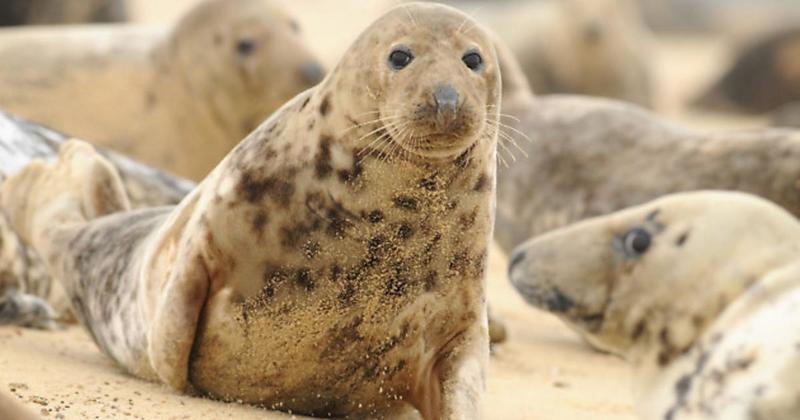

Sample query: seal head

[508,191,800,358]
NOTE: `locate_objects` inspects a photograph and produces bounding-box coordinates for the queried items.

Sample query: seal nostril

[432,83,459,116]
[301,62,325,85]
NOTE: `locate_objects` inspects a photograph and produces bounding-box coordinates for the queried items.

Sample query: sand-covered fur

[508,191,800,419]
[1,3,500,418]
[0,0,323,180]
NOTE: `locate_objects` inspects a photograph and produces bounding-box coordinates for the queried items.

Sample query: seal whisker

[486,106,522,123]
[338,114,404,138]
[402,4,418,28]
[487,119,532,144]
[499,130,529,159]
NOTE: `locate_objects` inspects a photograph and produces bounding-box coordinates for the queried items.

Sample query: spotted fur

[1,4,500,419]
[0,112,194,327]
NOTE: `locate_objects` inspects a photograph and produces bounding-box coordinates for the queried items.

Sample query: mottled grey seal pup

[494,94,800,258]
[508,191,800,420]
[2,3,500,418]
[0,112,193,329]
[0,0,323,180]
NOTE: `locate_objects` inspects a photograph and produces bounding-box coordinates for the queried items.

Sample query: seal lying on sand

[0,0,323,180]
[2,3,500,418]
[0,112,192,328]
[494,94,800,258]
[0,0,126,26]
[508,191,800,420]
[694,28,800,114]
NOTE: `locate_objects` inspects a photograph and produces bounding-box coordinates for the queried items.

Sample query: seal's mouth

[378,114,483,161]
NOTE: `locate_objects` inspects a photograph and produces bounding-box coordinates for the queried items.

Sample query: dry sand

[0,244,634,420]
[0,0,771,419]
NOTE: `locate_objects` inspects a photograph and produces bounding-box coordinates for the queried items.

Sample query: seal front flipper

[0,289,60,329]
[142,192,210,391]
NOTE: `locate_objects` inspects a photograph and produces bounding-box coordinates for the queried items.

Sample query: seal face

[0,0,324,180]
[507,191,800,419]
[1,3,500,419]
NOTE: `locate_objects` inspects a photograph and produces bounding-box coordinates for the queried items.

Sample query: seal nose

[301,62,325,85]
[432,83,459,128]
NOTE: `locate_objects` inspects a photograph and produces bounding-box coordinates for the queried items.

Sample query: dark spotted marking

[262,267,289,298]
[280,219,323,249]
[319,95,331,116]
[631,320,647,341]
[676,231,690,247]
[418,176,437,191]
[363,235,388,268]
[385,264,409,296]
[337,153,364,184]
[396,223,413,240]
[314,136,334,179]
[251,210,268,235]
[664,351,710,420]
[394,196,418,212]
[459,208,478,229]
[454,145,475,168]
[325,208,352,239]
[237,170,296,206]
[424,271,438,292]
[296,268,315,290]
[367,210,384,223]
[473,173,489,192]
[300,96,311,110]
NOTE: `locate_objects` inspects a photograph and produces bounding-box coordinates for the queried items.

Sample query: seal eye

[462,52,483,71]
[236,39,257,57]
[622,227,651,257]
[388,48,414,70]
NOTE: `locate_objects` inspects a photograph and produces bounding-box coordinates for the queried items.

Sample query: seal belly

[189,262,483,417]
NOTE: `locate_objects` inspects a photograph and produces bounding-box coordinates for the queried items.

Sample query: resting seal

[2,3,500,418]
[493,93,800,258]
[0,112,194,328]
[483,0,653,106]
[0,0,323,180]
[508,191,800,419]
[694,28,800,114]
[0,0,126,26]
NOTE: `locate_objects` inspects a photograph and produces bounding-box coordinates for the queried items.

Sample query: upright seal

[2,3,500,418]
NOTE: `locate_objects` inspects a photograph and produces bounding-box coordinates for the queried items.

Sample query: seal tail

[0,139,131,262]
